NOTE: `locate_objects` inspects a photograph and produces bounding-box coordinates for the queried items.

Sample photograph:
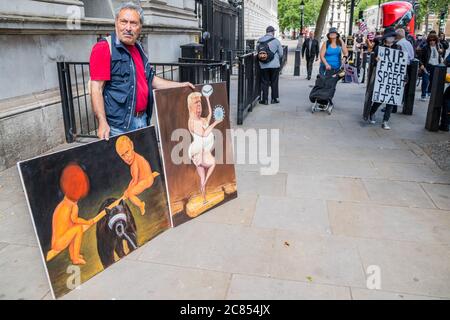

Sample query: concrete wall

[0,102,66,171]
[0,34,97,101]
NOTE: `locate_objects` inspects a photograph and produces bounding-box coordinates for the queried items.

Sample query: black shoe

[307,76,311,80]
[271,98,280,104]
[259,100,269,105]
[439,126,449,132]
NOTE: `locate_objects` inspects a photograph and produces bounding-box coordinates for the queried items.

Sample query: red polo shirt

[89,41,149,113]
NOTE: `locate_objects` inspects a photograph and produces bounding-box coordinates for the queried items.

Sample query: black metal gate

[202,0,239,60]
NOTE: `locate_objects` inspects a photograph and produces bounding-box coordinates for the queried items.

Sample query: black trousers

[305,57,314,78]
[260,68,280,101]
[370,102,395,122]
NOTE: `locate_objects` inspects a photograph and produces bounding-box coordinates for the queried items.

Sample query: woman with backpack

[319,28,349,75]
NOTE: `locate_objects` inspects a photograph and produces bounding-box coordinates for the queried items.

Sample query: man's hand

[153,76,195,90]
[180,82,195,90]
[97,119,110,141]
[325,64,331,71]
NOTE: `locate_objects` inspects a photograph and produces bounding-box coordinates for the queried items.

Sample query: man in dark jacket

[302,31,320,80]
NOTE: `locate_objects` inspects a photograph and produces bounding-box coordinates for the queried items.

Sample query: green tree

[416,0,449,30]
[278,0,323,32]
[314,0,330,41]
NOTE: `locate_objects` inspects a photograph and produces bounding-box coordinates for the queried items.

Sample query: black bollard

[402,59,419,115]
[425,64,447,132]
[361,52,368,84]
[294,49,301,76]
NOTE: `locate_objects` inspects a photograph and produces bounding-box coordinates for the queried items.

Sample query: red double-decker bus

[381,1,416,35]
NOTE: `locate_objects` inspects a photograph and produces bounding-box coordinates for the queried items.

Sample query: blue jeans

[110,113,148,137]
[421,65,435,98]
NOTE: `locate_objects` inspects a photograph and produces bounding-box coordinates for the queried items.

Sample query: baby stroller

[309,69,344,114]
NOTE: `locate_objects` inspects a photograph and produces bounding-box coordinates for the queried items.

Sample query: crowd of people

[365,27,449,131]
[257,25,449,132]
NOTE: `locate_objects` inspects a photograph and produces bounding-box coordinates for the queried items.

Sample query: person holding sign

[368,27,403,130]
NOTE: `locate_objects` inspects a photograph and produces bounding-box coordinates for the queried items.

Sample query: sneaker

[368,115,376,124]
[382,121,391,130]
[271,98,280,104]
[420,96,426,101]
[259,100,269,105]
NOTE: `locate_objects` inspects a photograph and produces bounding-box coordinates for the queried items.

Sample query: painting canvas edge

[153,89,175,229]
[16,161,56,300]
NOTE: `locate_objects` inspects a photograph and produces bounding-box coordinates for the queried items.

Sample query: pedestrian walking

[419,33,443,101]
[257,26,284,105]
[318,27,348,108]
[302,31,320,80]
[319,27,348,76]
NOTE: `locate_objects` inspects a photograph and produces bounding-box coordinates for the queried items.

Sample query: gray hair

[115,1,144,24]
[396,28,405,38]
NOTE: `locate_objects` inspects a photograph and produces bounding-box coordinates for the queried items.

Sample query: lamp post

[299,0,305,45]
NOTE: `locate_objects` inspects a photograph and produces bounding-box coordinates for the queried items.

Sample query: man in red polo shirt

[90,2,194,140]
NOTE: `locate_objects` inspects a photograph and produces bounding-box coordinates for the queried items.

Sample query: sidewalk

[1,56,450,300]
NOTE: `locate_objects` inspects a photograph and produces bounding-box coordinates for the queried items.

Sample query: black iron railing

[57,62,96,143]
[237,52,261,125]
[220,49,254,75]
[57,60,231,143]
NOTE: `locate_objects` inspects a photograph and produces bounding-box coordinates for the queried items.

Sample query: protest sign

[372,46,407,106]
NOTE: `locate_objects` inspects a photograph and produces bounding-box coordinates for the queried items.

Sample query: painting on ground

[18,126,170,298]
[154,82,237,226]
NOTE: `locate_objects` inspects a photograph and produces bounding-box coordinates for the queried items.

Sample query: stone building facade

[244,0,279,41]
[325,0,349,36]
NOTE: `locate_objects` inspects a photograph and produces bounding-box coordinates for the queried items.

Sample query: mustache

[122,31,135,37]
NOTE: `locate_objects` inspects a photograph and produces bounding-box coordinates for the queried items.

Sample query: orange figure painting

[18,126,171,299]
[116,135,160,215]
[46,163,94,265]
